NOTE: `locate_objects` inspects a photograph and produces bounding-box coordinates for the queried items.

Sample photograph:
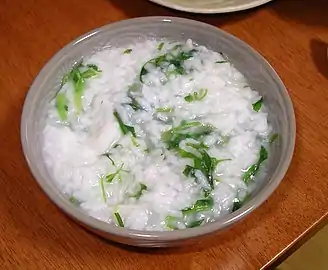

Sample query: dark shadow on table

[271,0,328,27]
[108,0,271,27]
[310,39,328,80]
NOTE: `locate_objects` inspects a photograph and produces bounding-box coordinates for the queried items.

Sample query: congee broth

[43,39,275,231]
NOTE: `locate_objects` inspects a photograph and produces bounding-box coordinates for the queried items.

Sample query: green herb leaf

[131,137,140,147]
[158,42,164,51]
[114,212,124,227]
[113,143,123,149]
[177,149,199,159]
[161,121,213,150]
[185,141,209,149]
[215,60,228,64]
[55,93,69,121]
[252,97,263,112]
[140,47,197,83]
[139,66,149,83]
[184,94,193,102]
[184,88,208,102]
[105,163,124,183]
[269,133,279,144]
[182,197,214,215]
[86,64,100,71]
[127,96,143,111]
[243,146,268,184]
[81,64,101,79]
[58,62,100,113]
[100,177,106,202]
[202,189,211,198]
[68,196,80,205]
[232,194,250,212]
[131,183,147,199]
[113,110,136,137]
[60,74,69,88]
[81,69,98,79]
[156,107,174,113]
[179,49,197,60]
[186,219,204,228]
[165,215,179,230]
[102,153,115,166]
[183,165,196,177]
[180,149,230,189]
[70,67,85,113]
[232,198,243,212]
[123,48,132,54]
[258,145,268,164]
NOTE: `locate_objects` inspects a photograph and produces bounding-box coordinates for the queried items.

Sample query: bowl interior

[21,17,295,246]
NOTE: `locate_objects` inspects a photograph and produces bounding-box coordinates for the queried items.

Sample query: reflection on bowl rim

[148,0,274,14]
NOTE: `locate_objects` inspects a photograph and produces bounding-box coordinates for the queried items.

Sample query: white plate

[148,0,274,14]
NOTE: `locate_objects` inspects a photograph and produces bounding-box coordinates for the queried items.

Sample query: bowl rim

[148,0,274,14]
[21,16,296,242]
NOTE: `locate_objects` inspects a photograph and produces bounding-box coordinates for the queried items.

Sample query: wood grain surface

[1,0,328,269]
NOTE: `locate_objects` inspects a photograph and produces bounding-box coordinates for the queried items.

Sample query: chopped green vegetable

[123,48,132,54]
[190,151,218,189]
[139,47,197,83]
[70,66,85,113]
[81,64,101,79]
[60,74,69,88]
[243,146,268,184]
[139,66,149,83]
[269,133,279,144]
[161,121,214,150]
[105,163,124,183]
[55,93,69,121]
[131,137,140,147]
[252,97,263,112]
[232,194,250,212]
[113,143,123,149]
[184,88,208,102]
[102,153,115,166]
[139,55,166,83]
[215,60,228,64]
[165,215,179,230]
[156,107,174,113]
[68,196,80,205]
[158,42,164,51]
[113,110,136,137]
[202,189,211,198]
[183,165,196,178]
[186,219,204,228]
[131,183,147,199]
[182,197,214,215]
[58,62,101,113]
[232,198,243,212]
[185,141,209,149]
[184,95,193,102]
[114,212,124,227]
[178,49,197,60]
[177,149,198,159]
[162,121,224,189]
[100,176,107,202]
[127,96,143,111]
[181,149,230,189]
[86,64,101,71]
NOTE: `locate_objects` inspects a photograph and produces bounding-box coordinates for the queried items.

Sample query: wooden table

[1,0,328,269]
